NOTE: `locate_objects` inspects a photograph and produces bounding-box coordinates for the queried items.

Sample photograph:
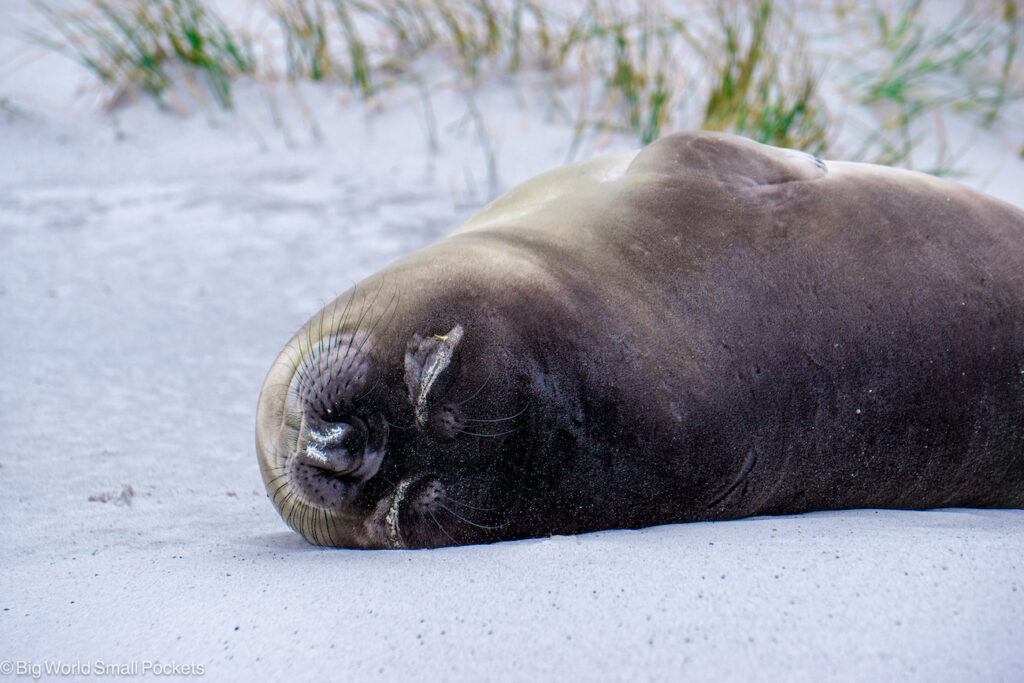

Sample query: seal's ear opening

[404,324,465,428]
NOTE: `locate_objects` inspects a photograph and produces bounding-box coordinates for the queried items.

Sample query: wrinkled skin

[255,132,1024,549]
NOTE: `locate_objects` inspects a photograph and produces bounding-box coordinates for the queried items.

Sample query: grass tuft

[847,0,1023,171]
[700,0,829,154]
[32,0,254,109]
[26,0,1024,173]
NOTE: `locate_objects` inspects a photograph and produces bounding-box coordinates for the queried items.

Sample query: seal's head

[255,142,652,550]
[256,286,529,549]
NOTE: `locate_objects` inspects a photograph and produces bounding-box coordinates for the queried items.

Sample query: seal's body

[256,132,1024,549]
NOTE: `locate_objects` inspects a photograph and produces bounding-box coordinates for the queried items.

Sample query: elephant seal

[256,131,1024,549]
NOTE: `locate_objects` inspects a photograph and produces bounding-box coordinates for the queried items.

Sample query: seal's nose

[299,419,368,476]
[296,413,387,484]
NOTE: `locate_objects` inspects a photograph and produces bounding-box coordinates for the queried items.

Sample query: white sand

[2,2,1023,680]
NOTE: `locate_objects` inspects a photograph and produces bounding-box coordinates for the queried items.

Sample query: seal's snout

[299,412,389,484]
[300,420,366,474]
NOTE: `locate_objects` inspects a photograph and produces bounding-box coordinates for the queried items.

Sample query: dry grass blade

[32,0,253,109]
[847,0,1023,171]
[701,0,829,154]
[24,0,1024,173]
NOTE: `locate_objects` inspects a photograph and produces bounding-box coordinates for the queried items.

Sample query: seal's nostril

[300,420,368,474]
[318,422,366,454]
[297,414,386,483]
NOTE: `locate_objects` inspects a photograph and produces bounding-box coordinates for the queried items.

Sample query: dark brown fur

[256,132,1024,548]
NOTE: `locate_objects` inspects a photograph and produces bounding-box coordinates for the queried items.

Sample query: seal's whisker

[326,514,341,547]
[317,509,333,548]
[308,307,328,398]
[265,469,288,486]
[384,418,414,430]
[328,282,382,386]
[269,482,290,502]
[268,481,292,501]
[309,507,323,546]
[455,369,492,407]
[308,507,321,546]
[338,280,393,380]
[325,285,359,373]
[427,508,459,546]
[350,278,385,342]
[367,283,402,341]
[338,281,359,328]
[463,405,529,423]
[437,502,507,530]
[266,471,291,494]
[281,489,301,533]
[376,284,402,335]
[272,350,303,373]
[346,280,385,349]
[384,285,402,336]
[456,427,519,438]
[440,494,497,512]
[268,466,295,496]
[354,375,382,403]
[346,285,400,378]
[376,474,398,490]
[297,326,329,402]
[324,290,344,368]
[316,304,328,367]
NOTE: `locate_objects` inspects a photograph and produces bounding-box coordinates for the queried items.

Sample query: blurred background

[5,0,1023,194]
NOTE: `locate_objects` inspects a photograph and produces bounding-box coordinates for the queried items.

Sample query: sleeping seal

[255,131,1024,549]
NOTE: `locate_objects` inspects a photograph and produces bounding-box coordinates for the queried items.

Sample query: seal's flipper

[626,131,827,188]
